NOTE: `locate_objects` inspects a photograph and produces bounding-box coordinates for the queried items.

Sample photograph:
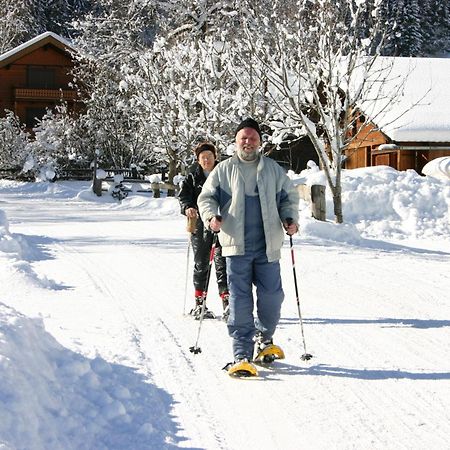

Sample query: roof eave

[0,32,75,69]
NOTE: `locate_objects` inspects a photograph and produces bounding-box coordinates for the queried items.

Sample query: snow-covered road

[1,181,450,450]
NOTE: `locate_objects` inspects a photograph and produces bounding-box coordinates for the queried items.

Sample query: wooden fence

[94,178,326,220]
[93,176,178,198]
[0,168,34,181]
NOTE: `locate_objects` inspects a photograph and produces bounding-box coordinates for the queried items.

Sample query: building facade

[344,57,450,173]
[0,32,77,130]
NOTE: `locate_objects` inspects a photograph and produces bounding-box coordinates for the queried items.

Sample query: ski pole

[183,216,197,316]
[189,216,222,354]
[286,218,313,361]
[183,239,191,316]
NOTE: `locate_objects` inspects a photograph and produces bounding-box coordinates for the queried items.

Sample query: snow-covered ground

[1,165,450,450]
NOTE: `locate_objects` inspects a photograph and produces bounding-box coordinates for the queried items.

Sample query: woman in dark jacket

[178,142,229,320]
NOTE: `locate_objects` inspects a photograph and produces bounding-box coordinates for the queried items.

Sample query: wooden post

[93,177,102,196]
[297,184,326,221]
[151,183,161,198]
[148,182,179,198]
[92,154,102,197]
[310,184,326,221]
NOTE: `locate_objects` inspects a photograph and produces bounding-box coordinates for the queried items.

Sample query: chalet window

[26,107,47,129]
[27,66,55,89]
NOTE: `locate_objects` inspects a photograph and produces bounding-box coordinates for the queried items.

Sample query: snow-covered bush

[25,105,92,178]
[0,111,30,169]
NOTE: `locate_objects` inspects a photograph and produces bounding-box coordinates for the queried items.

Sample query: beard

[237,146,258,161]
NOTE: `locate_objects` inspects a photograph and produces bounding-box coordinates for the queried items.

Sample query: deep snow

[1,165,449,450]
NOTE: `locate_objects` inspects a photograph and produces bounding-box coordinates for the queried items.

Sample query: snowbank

[295,165,450,241]
[0,209,29,257]
[0,303,179,450]
[0,180,90,200]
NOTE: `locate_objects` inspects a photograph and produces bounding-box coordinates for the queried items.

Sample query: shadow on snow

[297,236,450,258]
[279,316,450,329]
[259,361,450,381]
[0,304,196,450]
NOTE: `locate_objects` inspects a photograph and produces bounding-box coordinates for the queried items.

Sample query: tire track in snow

[42,224,450,450]
[90,244,323,449]
[280,245,450,449]
[56,242,231,449]
[52,242,152,367]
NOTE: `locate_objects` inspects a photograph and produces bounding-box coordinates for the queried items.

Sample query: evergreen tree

[0,0,92,53]
[396,0,422,55]
[377,0,395,56]
[0,1,34,52]
[423,0,450,55]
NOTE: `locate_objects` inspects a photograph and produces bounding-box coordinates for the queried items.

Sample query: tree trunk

[332,182,343,224]
[167,157,177,197]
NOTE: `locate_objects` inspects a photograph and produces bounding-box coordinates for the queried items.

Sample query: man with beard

[198,118,299,376]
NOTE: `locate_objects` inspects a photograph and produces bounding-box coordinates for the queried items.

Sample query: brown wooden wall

[0,44,75,127]
[344,122,387,169]
[345,120,450,172]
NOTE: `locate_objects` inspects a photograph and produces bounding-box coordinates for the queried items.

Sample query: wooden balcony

[14,88,77,101]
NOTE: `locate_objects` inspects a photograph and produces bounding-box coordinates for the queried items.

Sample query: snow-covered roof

[0,32,74,68]
[359,56,450,143]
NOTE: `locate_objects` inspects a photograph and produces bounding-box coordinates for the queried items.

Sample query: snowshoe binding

[253,335,285,364]
[254,344,285,363]
[224,358,258,378]
[189,296,215,320]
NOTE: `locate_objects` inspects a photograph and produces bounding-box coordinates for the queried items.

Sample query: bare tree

[126,1,247,182]
[70,0,157,169]
[234,0,400,223]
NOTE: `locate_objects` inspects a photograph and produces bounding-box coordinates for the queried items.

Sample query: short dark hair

[194,142,217,160]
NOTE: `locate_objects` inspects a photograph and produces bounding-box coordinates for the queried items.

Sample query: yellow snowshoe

[225,359,258,377]
[254,343,285,364]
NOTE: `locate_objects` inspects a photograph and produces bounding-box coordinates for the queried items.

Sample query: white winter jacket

[197,154,299,262]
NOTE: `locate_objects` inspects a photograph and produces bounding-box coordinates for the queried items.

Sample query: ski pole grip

[186,215,197,233]
[285,217,295,237]
[211,215,222,233]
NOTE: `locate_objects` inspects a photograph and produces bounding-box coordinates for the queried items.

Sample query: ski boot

[253,333,285,364]
[224,357,258,378]
[189,295,215,320]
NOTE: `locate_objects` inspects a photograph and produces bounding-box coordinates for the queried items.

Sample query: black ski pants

[190,220,228,296]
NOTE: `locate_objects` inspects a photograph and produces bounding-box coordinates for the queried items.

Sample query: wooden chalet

[0,32,78,130]
[344,57,450,174]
